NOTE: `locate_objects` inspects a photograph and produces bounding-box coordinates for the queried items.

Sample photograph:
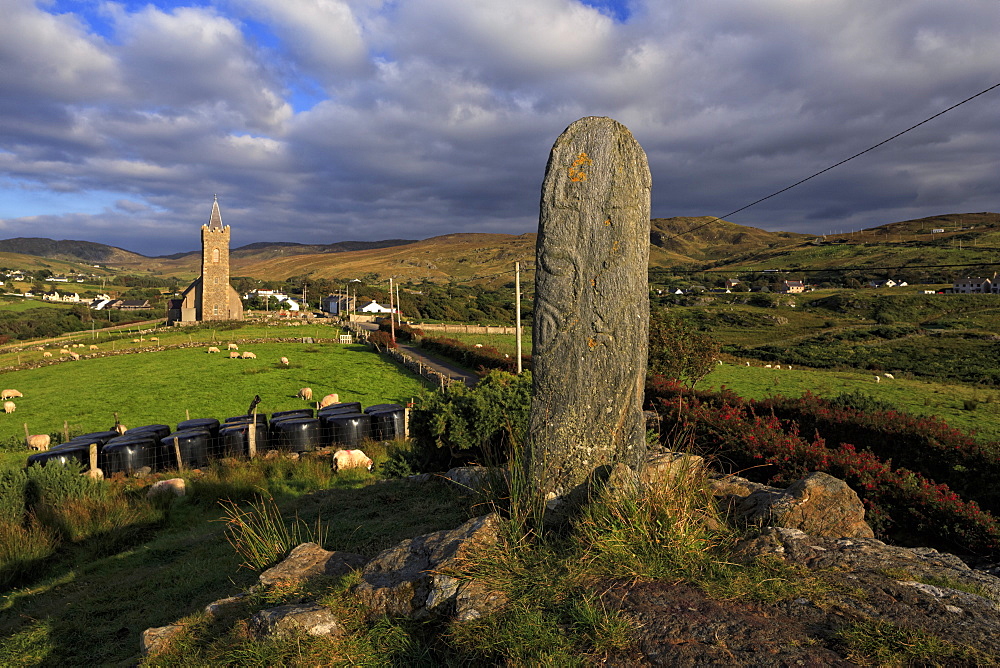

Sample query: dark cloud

[0,0,997,256]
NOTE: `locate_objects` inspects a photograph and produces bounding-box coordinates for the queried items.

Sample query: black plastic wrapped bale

[30,444,90,470]
[323,412,371,449]
[160,430,211,469]
[103,435,159,475]
[364,403,403,415]
[74,430,120,446]
[125,424,172,445]
[271,408,314,420]
[219,423,269,457]
[177,418,222,458]
[272,417,321,453]
[368,407,406,441]
[318,401,362,416]
[224,413,268,426]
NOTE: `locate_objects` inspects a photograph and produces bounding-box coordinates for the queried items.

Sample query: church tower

[168,197,244,324]
[201,196,233,320]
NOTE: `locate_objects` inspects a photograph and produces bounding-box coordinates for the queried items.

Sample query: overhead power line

[658,80,1000,244]
[656,261,1000,276]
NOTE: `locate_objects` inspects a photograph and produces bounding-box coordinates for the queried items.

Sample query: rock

[443,466,489,493]
[203,594,245,617]
[131,465,152,479]
[352,513,501,619]
[526,116,651,522]
[249,603,343,639]
[147,478,186,499]
[727,472,874,539]
[642,451,704,488]
[140,624,184,656]
[259,542,367,586]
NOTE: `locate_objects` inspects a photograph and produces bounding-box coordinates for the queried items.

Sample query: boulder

[351,513,503,619]
[147,478,186,499]
[259,542,367,586]
[249,603,343,639]
[642,451,704,488]
[203,594,246,618]
[719,471,874,539]
[140,624,184,656]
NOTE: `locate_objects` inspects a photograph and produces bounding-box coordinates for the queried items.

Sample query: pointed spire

[208,195,223,230]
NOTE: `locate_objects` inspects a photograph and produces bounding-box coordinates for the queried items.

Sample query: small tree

[647,308,721,387]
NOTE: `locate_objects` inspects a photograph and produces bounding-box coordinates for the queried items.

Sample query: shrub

[828,391,895,413]
[648,308,721,387]
[367,330,396,349]
[420,336,530,374]
[408,370,532,471]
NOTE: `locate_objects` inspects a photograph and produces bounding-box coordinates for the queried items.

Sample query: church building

[167,197,244,324]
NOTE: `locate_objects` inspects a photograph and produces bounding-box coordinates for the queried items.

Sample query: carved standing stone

[527,116,651,518]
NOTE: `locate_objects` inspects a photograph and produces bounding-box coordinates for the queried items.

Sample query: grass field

[0,338,430,468]
[696,364,1000,443]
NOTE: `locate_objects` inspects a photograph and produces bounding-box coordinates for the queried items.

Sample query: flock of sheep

[731,359,898,383]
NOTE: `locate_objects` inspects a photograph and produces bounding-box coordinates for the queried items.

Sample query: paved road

[353,321,479,387]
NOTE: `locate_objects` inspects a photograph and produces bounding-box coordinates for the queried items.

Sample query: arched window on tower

[212,248,220,263]
[213,305,219,316]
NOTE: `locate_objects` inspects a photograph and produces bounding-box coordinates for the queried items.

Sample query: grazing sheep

[474,343,483,348]
[59,348,70,355]
[298,387,313,401]
[149,337,159,342]
[874,375,881,383]
[229,351,240,359]
[333,449,373,472]
[745,361,750,366]
[227,343,239,351]
[42,352,52,358]
[26,434,50,451]
[89,345,98,350]
[69,352,80,360]
[1,390,22,400]
[147,478,186,499]
[3,402,15,414]
[207,346,221,354]
[241,351,257,359]
[132,338,141,343]
[884,372,894,379]
[280,356,289,365]
[764,364,772,369]
[319,393,340,409]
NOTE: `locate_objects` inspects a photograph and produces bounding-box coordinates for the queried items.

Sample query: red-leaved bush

[647,377,1000,554]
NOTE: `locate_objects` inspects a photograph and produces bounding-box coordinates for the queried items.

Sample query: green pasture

[0,300,77,313]
[421,328,534,356]
[697,363,1000,444]
[0,339,430,466]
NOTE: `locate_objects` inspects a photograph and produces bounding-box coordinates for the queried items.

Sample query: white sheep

[874,375,881,383]
[207,346,221,354]
[89,345,98,350]
[298,387,313,401]
[884,372,894,379]
[319,393,340,409]
[59,348,70,355]
[1,389,22,400]
[26,434,50,451]
[227,343,239,351]
[764,364,772,369]
[132,338,141,343]
[332,449,373,472]
[280,356,289,365]
[241,351,257,359]
[42,352,52,358]
[149,337,159,342]
[228,351,240,359]
[3,401,15,413]
[745,361,750,366]
[69,352,80,360]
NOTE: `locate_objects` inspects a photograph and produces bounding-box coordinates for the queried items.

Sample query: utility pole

[395,282,402,323]
[388,277,395,344]
[515,262,523,373]
[303,282,308,310]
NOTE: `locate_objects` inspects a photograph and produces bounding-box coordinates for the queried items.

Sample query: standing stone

[527,116,651,519]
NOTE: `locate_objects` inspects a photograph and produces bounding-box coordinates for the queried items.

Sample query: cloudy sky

[1,0,998,256]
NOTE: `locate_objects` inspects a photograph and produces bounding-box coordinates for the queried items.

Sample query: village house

[779,280,805,294]
[360,299,395,314]
[953,273,997,294]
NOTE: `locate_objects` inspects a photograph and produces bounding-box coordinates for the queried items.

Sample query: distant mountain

[649,217,810,265]
[0,237,146,266]
[157,239,417,261]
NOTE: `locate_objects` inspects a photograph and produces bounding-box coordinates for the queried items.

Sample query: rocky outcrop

[712,471,874,538]
[351,513,504,619]
[249,603,343,639]
[140,624,185,656]
[258,542,367,586]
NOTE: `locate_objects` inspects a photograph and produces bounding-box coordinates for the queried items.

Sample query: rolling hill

[2,212,997,284]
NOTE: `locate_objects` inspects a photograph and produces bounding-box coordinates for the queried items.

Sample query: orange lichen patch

[604,218,611,226]
[568,152,592,182]
[588,338,598,348]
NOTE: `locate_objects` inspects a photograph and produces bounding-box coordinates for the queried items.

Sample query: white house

[953,273,996,294]
[360,299,395,314]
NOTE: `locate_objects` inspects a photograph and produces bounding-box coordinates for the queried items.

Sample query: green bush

[0,468,27,524]
[408,370,532,471]
[829,391,895,413]
[24,462,108,510]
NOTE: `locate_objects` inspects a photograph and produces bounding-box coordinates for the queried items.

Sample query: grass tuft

[218,494,328,571]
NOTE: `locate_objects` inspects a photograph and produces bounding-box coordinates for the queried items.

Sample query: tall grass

[219,495,328,571]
